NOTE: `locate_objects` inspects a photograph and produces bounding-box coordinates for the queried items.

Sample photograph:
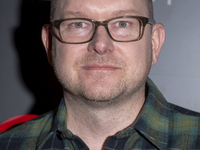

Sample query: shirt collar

[115,78,170,149]
[51,98,74,139]
[133,77,170,149]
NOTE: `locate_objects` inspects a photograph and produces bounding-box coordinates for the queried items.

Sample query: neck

[64,89,145,150]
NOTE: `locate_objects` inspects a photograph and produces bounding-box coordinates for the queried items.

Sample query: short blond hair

[146,0,154,19]
[50,0,60,20]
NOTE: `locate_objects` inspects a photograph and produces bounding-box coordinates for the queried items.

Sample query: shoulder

[146,78,200,148]
[167,103,200,131]
[0,111,54,150]
[167,103,200,149]
[167,103,200,129]
[168,102,200,117]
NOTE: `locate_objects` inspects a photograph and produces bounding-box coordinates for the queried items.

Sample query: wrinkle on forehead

[81,0,147,15]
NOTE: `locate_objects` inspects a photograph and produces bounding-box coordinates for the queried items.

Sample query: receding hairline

[50,0,153,20]
[145,0,154,19]
[50,0,60,20]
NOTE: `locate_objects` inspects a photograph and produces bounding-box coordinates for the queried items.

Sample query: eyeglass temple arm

[148,18,156,25]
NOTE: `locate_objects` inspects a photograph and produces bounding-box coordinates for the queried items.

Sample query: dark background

[14,1,62,115]
[0,0,62,123]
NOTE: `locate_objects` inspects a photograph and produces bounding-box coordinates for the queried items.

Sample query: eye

[116,21,129,28]
[73,22,86,28]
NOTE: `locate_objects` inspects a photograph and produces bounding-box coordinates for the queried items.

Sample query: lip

[82,64,120,71]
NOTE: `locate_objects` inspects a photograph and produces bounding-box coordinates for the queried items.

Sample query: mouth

[82,64,120,71]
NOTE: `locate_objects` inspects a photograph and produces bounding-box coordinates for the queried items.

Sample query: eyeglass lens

[59,18,143,43]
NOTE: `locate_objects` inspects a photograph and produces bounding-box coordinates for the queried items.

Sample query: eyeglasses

[51,16,156,44]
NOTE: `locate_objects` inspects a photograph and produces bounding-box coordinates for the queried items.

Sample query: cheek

[53,41,87,64]
[117,41,151,62]
[115,41,152,76]
[52,42,88,78]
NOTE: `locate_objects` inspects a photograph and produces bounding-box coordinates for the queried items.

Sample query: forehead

[55,0,148,20]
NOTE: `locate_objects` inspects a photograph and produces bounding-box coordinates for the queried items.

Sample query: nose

[88,26,114,55]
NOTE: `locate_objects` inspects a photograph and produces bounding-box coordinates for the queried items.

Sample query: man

[1,0,200,149]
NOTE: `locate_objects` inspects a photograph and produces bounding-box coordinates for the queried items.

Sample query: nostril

[93,48,109,55]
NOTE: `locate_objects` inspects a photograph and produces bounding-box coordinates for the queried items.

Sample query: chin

[78,82,126,102]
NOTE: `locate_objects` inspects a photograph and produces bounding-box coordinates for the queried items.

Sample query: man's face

[51,0,154,102]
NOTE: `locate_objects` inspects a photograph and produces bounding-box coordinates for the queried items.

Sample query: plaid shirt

[1,78,200,150]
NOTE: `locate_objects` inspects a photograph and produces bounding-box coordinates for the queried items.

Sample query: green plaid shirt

[1,78,200,150]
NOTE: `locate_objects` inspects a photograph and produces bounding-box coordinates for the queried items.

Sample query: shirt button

[60,132,67,139]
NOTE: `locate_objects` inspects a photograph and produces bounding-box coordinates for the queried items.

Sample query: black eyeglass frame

[51,16,156,44]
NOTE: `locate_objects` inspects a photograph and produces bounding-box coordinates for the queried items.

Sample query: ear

[151,23,165,66]
[42,24,53,65]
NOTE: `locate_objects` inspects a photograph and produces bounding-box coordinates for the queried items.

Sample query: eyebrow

[112,10,142,16]
[63,11,88,18]
[63,9,142,19]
